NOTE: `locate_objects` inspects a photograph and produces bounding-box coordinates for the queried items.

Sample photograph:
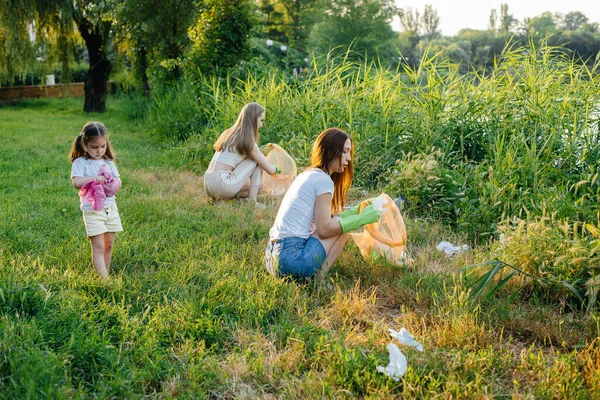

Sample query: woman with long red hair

[265,128,380,279]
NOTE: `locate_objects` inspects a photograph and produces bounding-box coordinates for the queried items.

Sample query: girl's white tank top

[213,146,246,167]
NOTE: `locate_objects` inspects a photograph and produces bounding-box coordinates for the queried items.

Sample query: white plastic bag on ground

[436,241,469,258]
[388,328,423,352]
[376,343,407,381]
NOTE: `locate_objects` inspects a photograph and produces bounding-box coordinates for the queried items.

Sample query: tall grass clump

[149,43,600,241]
[477,216,600,309]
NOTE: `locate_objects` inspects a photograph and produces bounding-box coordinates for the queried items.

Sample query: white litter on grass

[377,328,424,381]
[371,196,387,211]
[436,241,470,258]
[376,343,407,381]
[388,328,424,352]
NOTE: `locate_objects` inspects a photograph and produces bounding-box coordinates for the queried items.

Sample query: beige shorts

[204,158,262,200]
[82,204,123,237]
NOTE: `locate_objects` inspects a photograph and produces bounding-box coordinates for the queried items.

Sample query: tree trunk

[77,17,111,113]
[138,45,150,98]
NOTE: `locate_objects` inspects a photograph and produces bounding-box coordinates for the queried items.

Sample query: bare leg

[206,159,260,201]
[237,171,264,207]
[223,159,260,200]
[248,166,263,203]
[248,186,260,202]
[104,232,116,273]
[89,234,108,279]
[235,182,251,199]
[315,233,351,278]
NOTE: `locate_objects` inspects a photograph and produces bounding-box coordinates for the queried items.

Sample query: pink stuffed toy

[98,164,121,197]
[79,165,121,211]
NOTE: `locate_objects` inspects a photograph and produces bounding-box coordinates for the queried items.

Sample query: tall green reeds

[150,43,600,241]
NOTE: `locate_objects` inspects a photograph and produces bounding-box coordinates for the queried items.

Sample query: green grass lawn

[0,97,598,398]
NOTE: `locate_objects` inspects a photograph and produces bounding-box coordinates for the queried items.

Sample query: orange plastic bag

[350,193,411,267]
[261,143,297,196]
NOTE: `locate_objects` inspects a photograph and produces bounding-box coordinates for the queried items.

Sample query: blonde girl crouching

[204,102,280,205]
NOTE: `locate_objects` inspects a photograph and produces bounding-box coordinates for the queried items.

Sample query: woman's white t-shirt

[71,157,120,211]
[269,168,334,240]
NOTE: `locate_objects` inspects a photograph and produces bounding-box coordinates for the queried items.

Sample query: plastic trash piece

[371,196,387,211]
[499,234,506,245]
[436,241,469,258]
[376,343,407,381]
[261,143,297,196]
[350,193,411,267]
[388,328,423,352]
[394,195,405,209]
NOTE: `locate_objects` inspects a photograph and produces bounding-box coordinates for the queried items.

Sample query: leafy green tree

[113,0,197,94]
[0,10,39,80]
[422,5,440,40]
[0,0,114,112]
[528,12,558,42]
[186,0,255,76]
[258,0,288,43]
[455,29,495,68]
[488,8,497,34]
[499,3,517,37]
[258,0,320,51]
[562,11,588,31]
[308,0,397,60]
[551,30,600,62]
[396,31,420,67]
[75,3,114,112]
[581,22,599,34]
[398,7,421,35]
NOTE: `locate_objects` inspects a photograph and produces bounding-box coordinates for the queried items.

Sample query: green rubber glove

[338,203,361,218]
[339,204,381,234]
[338,199,373,218]
[273,165,281,174]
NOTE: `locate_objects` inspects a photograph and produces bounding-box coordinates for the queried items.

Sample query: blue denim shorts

[265,237,327,278]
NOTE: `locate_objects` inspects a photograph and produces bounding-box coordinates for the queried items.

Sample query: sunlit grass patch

[1,92,599,397]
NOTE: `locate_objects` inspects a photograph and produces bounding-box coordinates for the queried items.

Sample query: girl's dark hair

[309,127,354,213]
[69,121,115,162]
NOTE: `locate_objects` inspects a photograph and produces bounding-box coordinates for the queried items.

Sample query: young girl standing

[204,102,280,204]
[265,128,381,279]
[70,122,122,279]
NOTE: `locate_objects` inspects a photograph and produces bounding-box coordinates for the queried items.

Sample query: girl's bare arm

[314,193,342,239]
[72,175,106,189]
[250,143,278,175]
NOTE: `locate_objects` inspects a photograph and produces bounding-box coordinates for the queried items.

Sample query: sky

[392,0,600,36]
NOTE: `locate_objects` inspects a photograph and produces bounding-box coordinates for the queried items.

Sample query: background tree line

[1,0,598,112]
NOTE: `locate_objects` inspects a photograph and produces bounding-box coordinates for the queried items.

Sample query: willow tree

[0,0,114,112]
